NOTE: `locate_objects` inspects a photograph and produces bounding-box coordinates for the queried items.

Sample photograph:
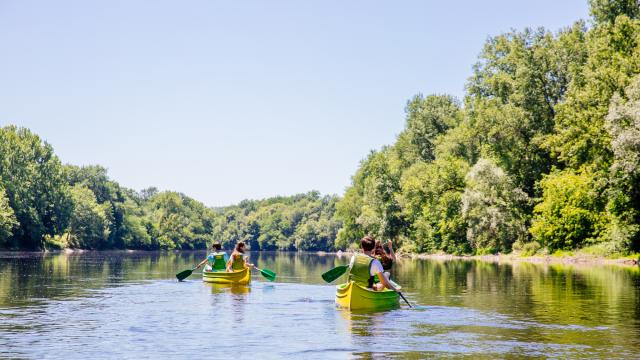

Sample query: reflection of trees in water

[1,251,639,347]
[392,257,640,348]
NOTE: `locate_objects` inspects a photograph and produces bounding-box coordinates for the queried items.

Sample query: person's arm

[226,254,234,272]
[195,258,207,269]
[375,270,397,291]
[385,240,397,261]
[244,256,254,268]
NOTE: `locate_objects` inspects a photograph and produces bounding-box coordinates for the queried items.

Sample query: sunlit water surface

[1,251,639,359]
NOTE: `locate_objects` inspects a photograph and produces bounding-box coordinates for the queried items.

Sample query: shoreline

[2,248,638,267]
[406,252,640,267]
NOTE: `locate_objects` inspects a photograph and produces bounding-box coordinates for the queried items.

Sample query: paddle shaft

[397,291,412,308]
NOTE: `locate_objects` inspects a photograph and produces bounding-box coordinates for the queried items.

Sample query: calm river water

[1,251,639,359]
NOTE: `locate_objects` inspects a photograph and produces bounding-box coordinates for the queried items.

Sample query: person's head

[235,242,246,253]
[372,240,383,255]
[210,242,222,251]
[360,235,376,252]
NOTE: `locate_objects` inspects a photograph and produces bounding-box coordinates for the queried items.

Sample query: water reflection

[0,251,639,358]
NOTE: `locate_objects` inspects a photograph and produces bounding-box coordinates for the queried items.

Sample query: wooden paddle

[254,266,276,281]
[176,267,196,281]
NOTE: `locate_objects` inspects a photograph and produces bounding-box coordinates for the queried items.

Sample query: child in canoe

[348,236,398,292]
[372,239,396,284]
[195,242,228,272]
[226,242,255,272]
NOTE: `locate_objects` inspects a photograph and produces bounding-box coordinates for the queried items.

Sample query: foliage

[336,0,640,255]
[530,168,608,250]
[398,158,469,254]
[3,0,640,255]
[0,126,72,249]
[67,185,111,249]
[212,192,341,251]
[0,188,17,245]
[462,159,530,253]
[604,75,640,250]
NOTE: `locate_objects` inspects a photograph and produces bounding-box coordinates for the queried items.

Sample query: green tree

[462,159,530,254]
[398,158,469,253]
[590,0,640,25]
[67,185,111,249]
[398,94,462,165]
[0,126,72,249]
[530,168,608,250]
[604,75,640,250]
[0,188,17,246]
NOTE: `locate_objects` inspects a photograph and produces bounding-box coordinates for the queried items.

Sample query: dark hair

[361,236,375,252]
[211,242,222,251]
[235,242,246,253]
[373,240,393,270]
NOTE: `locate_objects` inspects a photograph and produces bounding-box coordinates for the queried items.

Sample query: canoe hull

[335,281,399,310]
[202,267,251,285]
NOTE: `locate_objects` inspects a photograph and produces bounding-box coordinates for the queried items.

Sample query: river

[1,251,639,358]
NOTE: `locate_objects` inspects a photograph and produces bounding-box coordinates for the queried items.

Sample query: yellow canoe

[335,281,399,310]
[202,267,251,285]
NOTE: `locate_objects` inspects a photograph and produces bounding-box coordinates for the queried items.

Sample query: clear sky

[0,0,589,206]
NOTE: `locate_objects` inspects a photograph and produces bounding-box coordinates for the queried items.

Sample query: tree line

[2,0,640,256]
[336,0,640,256]
[0,125,340,250]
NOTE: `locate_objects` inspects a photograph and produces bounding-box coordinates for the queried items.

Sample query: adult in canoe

[349,236,398,292]
[226,242,254,272]
[195,242,229,272]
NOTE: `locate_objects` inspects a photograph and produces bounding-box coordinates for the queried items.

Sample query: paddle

[176,267,196,281]
[321,265,349,283]
[254,266,276,281]
[397,291,412,308]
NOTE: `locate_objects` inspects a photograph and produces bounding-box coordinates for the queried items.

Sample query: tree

[67,185,111,249]
[462,159,530,254]
[398,158,469,253]
[604,75,640,250]
[530,168,608,250]
[399,94,462,164]
[0,126,72,249]
[0,188,17,246]
[590,0,640,25]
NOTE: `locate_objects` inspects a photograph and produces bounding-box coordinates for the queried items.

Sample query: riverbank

[331,250,639,267]
[408,252,639,267]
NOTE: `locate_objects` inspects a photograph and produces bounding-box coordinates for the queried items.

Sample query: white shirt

[349,254,384,276]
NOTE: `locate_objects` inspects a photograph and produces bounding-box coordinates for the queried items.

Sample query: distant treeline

[0,127,339,251]
[2,0,640,255]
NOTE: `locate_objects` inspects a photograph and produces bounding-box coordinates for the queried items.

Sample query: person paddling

[348,235,398,292]
[195,242,229,272]
[226,242,254,272]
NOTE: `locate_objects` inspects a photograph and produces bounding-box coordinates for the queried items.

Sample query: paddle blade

[176,268,194,281]
[321,265,348,283]
[260,268,276,281]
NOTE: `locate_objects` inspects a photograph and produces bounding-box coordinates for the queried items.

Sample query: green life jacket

[207,252,227,271]
[349,253,374,287]
[231,253,245,271]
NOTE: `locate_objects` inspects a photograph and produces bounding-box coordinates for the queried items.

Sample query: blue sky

[0,0,589,206]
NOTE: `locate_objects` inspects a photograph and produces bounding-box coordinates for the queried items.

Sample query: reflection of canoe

[335,281,399,310]
[202,267,251,285]
[205,282,251,295]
